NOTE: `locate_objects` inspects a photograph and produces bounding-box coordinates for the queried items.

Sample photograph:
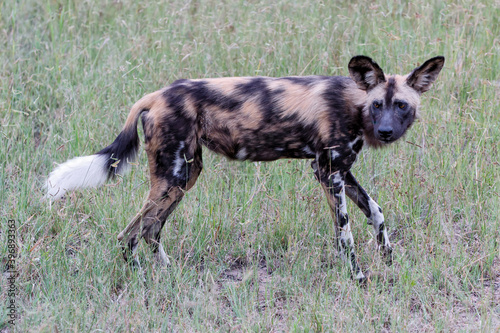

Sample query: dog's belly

[201,130,317,162]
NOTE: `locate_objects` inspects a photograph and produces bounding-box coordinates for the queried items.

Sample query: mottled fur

[46,55,444,281]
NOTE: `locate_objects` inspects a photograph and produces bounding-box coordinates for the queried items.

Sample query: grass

[1,0,499,331]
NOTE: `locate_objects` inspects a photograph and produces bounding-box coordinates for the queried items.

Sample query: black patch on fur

[97,125,140,178]
[234,78,278,122]
[281,76,328,86]
[348,56,386,91]
[406,56,445,93]
[385,77,396,106]
[376,224,385,244]
[141,112,152,143]
[344,172,371,218]
[234,77,268,96]
[163,85,190,119]
[352,139,364,153]
[326,78,364,137]
[190,80,242,111]
[322,77,349,112]
[338,213,348,228]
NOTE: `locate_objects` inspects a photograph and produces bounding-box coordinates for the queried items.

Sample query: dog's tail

[46,91,161,200]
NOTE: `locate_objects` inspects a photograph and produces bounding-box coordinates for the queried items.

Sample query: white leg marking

[130,241,142,270]
[339,221,354,248]
[336,180,354,254]
[368,197,391,248]
[338,182,354,249]
[155,243,171,266]
[338,182,348,216]
[336,179,365,279]
[330,149,340,160]
[381,228,391,248]
[355,270,366,280]
[331,172,342,184]
[368,197,384,227]
[172,141,185,177]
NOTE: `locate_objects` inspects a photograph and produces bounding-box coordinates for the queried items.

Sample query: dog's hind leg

[118,142,203,267]
[344,171,392,264]
[143,154,203,266]
[117,199,159,268]
[117,182,185,267]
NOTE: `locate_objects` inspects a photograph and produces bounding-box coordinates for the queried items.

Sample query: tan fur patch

[343,80,368,110]
[272,80,332,141]
[123,90,165,130]
[275,80,328,123]
[182,96,198,119]
[392,75,421,117]
[365,75,420,108]
[365,84,386,102]
[239,100,264,130]
[203,77,251,95]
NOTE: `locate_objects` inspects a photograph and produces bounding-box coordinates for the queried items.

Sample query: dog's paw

[382,245,393,266]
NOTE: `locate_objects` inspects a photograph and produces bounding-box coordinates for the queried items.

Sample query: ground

[1,0,499,331]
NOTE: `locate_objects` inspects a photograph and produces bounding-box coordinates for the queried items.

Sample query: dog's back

[143,76,364,162]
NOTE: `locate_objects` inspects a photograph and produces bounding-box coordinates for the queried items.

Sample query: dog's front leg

[344,171,392,264]
[311,161,366,281]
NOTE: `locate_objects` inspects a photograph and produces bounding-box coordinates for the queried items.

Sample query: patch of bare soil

[478,256,500,328]
[450,256,500,331]
[215,259,288,331]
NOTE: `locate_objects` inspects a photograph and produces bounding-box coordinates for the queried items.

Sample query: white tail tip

[45,154,109,201]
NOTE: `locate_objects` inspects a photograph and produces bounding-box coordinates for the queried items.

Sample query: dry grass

[1,0,499,331]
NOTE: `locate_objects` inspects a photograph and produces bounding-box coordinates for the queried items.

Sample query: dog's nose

[378,127,393,140]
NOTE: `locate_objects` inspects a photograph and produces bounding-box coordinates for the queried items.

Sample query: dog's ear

[348,56,386,91]
[406,56,445,94]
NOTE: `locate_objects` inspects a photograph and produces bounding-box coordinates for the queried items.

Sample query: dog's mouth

[376,137,395,144]
[375,132,403,144]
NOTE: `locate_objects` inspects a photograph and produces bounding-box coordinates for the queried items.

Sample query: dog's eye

[372,102,381,109]
[398,102,407,110]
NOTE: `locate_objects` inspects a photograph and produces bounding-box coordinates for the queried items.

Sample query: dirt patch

[215,259,288,331]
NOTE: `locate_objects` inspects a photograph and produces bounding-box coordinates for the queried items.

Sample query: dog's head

[348,55,445,146]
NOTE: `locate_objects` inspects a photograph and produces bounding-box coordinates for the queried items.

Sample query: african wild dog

[46,55,444,281]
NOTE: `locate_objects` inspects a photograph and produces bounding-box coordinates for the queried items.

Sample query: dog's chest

[325,135,364,170]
